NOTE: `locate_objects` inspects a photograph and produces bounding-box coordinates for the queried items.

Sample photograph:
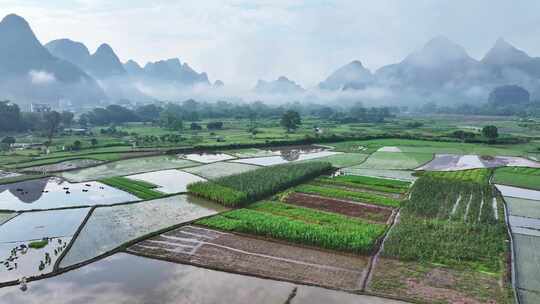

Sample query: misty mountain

[137,58,210,86]
[46,40,126,79]
[481,38,540,79]
[319,60,374,90]
[254,76,305,94]
[87,43,126,78]
[0,14,106,105]
[123,60,144,76]
[375,36,481,90]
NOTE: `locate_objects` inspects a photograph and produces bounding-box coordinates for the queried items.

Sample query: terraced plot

[59,195,226,269]
[129,225,370,291]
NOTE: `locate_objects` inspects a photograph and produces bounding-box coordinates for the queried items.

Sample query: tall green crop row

[421,168,491,184]
[196,201,386,254]
[188,161,332,206]
[407,177,498,224]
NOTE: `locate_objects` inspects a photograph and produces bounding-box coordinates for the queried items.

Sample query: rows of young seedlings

[188,161,332,206]
[100,176,164,200]
[382,175,508,272]
[419,168,491,184]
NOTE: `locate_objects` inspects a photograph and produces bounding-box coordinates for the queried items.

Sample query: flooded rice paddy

[181,153,236,163]
[127,170,206,194]
[0,170,20,180]
[59,195,226,269]
[0,208,89,284]
[1,237,71,284]
[341,168,417,182]
[418,154,540,171]
[0,177,138,211]
[496,185,540,201]
[0,208,88,243]
[231,151,341,166]
[182,161,258,179]
[60,155,197,182]
[505,197,540,219]
[0,253,405,304]
[21,159,104,174]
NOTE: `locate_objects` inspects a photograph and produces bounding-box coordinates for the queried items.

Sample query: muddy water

[0,253,407,304]
[0,178,138,211]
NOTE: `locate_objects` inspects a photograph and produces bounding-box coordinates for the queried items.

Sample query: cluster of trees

[310,103,395,123]
[448,125,499,143]
[418,86,540,117]
[0,101,74,133]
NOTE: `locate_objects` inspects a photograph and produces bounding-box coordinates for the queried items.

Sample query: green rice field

[493,167,540,190]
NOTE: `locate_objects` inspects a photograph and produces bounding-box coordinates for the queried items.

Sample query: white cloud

[29,70,56,85]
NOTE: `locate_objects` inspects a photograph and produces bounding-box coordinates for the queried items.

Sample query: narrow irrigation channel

[360,208,401,291]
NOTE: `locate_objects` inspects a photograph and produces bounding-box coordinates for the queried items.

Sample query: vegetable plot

[197,201,386,254]
[188,161,332,207]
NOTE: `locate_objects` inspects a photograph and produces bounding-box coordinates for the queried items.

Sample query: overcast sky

[1,0,539,89]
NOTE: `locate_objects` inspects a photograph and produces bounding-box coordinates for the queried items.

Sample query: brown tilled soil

[128,225,370,291]
[285,192,392,223]
[367,258,510,304]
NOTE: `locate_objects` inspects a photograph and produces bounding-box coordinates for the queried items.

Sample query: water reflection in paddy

[231,151,341,166]
[59,195,227,268]
[0,178,138,211]
[0,253,406,304]
[60,156,198,182]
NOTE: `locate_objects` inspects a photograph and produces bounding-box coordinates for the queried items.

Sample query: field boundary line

[361,208,400,292]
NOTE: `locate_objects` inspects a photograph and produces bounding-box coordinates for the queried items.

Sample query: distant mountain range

[1,13,540,107]
[0,14,213,107]
[321,36,540,104]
